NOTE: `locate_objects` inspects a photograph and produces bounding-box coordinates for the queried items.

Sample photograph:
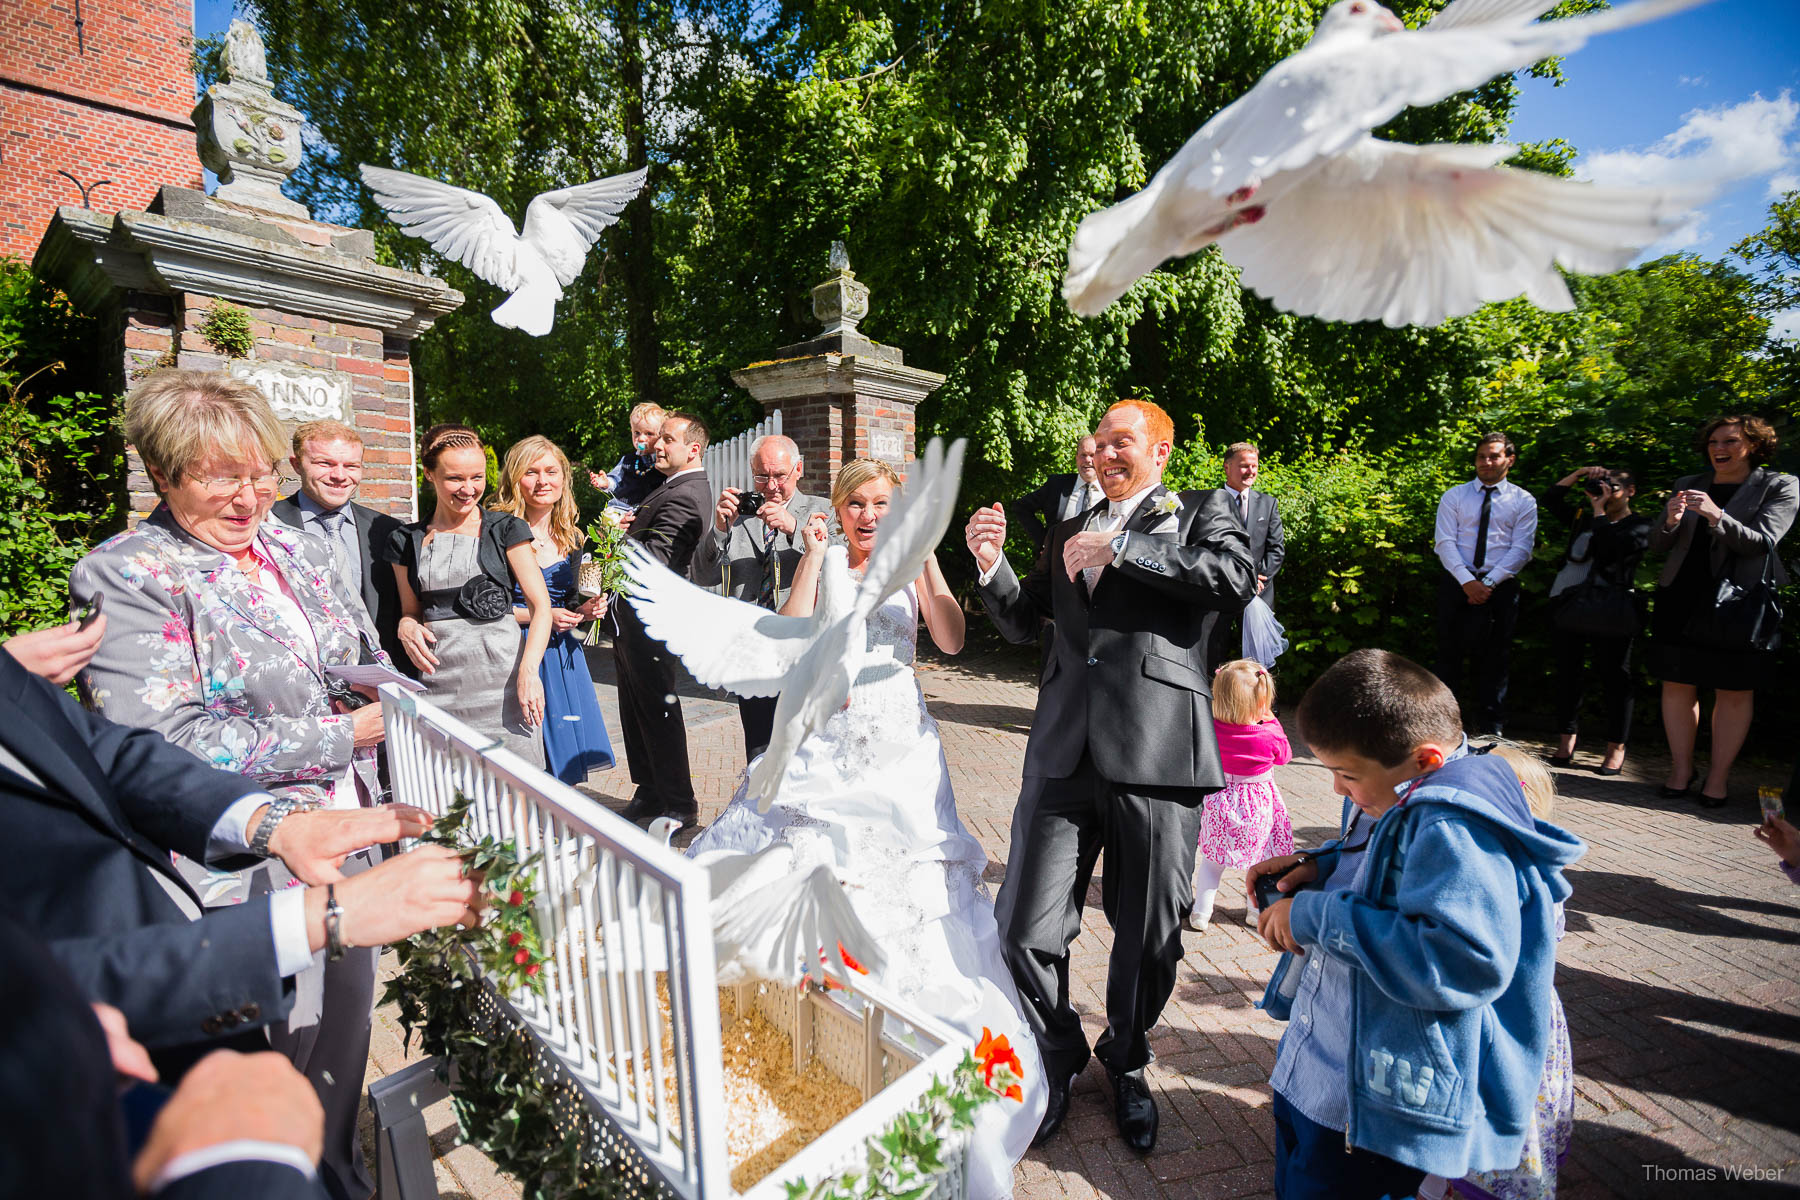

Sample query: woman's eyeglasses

[194,471,283,498]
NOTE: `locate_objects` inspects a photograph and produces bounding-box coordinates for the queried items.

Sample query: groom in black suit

[968,399,1255,1154]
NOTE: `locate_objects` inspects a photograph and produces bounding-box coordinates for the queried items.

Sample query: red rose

[513,948,530,965]
[508,890,525,906]
[507,931,524,947]
[524,963,540,977]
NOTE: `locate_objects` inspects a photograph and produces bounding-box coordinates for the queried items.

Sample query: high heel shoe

[1657,775,1700,799]
[1548,755,1574,769]
[1594,764,1623,777]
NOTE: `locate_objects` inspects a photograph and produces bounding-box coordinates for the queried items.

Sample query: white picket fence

[701,409,782,495]
[378,684,971,1200]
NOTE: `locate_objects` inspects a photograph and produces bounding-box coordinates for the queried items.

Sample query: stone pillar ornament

[733,245,944,483]
[192,19,310,220]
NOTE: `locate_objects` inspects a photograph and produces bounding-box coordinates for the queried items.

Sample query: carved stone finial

[193,20,308,219]
[221,19,269,85]
[812,243,869,336]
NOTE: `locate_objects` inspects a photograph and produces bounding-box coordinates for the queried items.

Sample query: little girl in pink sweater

[1189,659,1295,932]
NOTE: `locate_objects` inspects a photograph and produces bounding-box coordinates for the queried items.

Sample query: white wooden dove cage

[377,685,971,1200]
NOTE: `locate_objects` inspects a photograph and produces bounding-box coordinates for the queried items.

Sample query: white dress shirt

[979,480,1163,587]
[1434,477,1537,585]
[1063,476,1103,522]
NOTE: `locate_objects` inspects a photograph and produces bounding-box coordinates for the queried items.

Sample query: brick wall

[764,391,917,485]
[1,0,203,257]
[121,294,418,523]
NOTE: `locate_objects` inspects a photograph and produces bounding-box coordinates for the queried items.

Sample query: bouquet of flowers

[579,507,630,599]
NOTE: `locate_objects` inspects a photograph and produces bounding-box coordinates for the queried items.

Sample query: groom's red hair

[1104,398,1174,448]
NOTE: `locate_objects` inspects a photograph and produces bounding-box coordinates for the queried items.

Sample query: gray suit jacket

[1650,467,1796,589]
[1218,487,1286,608]
[978,485,1256,790]
[269,493,412,674]
[690,491,833,606]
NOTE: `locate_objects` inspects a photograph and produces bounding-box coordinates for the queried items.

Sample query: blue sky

[198,0,1797,270]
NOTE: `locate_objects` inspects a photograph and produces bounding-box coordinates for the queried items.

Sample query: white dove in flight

[623,437,967,813]
[359,163,647,336]
[1063,0,1714,327]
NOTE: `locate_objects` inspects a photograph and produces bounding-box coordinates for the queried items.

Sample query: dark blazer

[628,469,713,575]
[0,649,291,1071]
[979,484,1256,789]
[1013,472,1082,552]
[690,491,833,604]
[1650,466,1796,590]
[270,493,412,675]
[0,915,326,1200]
[1215,487,1286,609]
[1541,484,1652,593]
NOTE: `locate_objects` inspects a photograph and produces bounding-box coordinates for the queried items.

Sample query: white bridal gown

[687,584,1046,1197]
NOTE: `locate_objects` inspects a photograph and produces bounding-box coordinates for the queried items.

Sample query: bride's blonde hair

[830,457,902,510]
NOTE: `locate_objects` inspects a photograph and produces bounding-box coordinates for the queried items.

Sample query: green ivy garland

[387,799,1025,1200]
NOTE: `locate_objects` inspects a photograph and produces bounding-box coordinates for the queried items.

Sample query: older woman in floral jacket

[70,369,391,1200]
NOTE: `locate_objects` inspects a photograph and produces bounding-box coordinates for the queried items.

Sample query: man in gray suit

[1207,441,1286,668]
[967,399,1255,1155]
[268,419,411,675]
[691,434,832,759]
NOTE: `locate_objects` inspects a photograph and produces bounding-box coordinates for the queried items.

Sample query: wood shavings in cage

[718,989,862,1191]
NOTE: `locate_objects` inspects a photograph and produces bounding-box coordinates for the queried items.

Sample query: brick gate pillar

[30,19,461,523]
[730,243,944,485]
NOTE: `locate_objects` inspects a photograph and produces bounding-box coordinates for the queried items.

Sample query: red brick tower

[0,0,204,258]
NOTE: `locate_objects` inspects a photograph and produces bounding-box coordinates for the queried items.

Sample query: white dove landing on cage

[549,818,884,988]
[1063,0,1714,327]
[623,436,967,813]
[359,163,647,336]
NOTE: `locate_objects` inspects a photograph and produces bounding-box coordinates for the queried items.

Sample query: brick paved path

[374,643,1799,1199]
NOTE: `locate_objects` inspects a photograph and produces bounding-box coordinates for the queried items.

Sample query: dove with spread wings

[359,163,647,336]
[622,438,967,814]
[1064,0,1715,327]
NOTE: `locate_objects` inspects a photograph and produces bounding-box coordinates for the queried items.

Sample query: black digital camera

[739,490,768,513]
[1253,865,1296,912]
[1582,476,1611,497]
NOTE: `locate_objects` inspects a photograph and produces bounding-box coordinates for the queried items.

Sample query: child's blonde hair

[1488,741,1557,820]
[628,402,666,430]
[1212,658,1275,725]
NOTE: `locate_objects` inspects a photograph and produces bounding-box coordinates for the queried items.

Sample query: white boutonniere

[1151,493,1182,517]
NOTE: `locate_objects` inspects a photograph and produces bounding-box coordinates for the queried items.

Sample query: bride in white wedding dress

[685,458,1046,1198]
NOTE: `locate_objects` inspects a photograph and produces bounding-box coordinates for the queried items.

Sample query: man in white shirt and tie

[1433,432,1538,736]
[1208,442,1285,669]
[1013,433,1103,556]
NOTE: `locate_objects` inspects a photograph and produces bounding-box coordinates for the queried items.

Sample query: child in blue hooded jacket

[1248,649,1584,1200]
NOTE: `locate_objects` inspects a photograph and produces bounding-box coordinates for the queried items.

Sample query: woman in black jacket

[1542,465,1651,775]
[1649,415,1796,807]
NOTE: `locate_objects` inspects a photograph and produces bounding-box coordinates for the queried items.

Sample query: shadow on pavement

[1564,869,1800,944]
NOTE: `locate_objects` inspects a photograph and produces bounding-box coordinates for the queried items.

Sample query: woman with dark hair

[385,424,553,766]
[1649,415,1795,807]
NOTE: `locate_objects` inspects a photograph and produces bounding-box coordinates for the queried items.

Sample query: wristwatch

[248,797,304,858]
[1110,531,1128,557]
[324,883,348,962]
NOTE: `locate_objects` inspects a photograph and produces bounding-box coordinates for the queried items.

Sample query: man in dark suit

[967,399,1255,1155]
[1012,432,1102,555]
[0,912,330,1199]
[269,419,412,674]
[1206,441,1286,668]
[616,411,713,826]
[0,620,481,1082]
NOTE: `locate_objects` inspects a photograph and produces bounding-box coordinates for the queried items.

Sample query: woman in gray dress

[387,424,552,764]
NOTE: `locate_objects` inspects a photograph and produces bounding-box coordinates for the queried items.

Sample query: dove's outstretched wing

[1183,0,1712,201]
[520,169,649,288]
[358,164,526,290]
[851,438,967,620]
[704,844,887,987]
[1219,140,1702,328]
[622,542,820,698]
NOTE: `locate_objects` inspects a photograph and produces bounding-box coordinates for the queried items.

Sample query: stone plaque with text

[230,360,351,423]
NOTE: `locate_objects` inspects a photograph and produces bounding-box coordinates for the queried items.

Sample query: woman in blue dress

[498,436,616,784]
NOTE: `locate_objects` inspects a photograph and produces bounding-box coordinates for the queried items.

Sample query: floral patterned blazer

[71,506,387,805]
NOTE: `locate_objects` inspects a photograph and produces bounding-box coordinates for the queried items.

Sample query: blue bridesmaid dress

[515,556,616,783]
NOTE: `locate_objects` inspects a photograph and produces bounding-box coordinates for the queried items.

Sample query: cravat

[1084,506,1123,595]
[1472,486,1496,571]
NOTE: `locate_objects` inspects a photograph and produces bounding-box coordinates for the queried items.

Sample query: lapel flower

[1152,492,1183,517]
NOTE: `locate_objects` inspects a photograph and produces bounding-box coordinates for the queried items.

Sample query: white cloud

[1771,173,1800,197]
[1579,92,1797,192]
[1679,75,1706,88]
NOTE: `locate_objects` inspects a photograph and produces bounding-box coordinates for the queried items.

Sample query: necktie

[754,520,780,610]
[320,508,362,594]
[1237,490,1248,524]
[1085,506,1123,595]
[1472,486,1496,571]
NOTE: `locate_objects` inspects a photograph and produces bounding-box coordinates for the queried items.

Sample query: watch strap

[248,798,300,858]
[324,883,346,962]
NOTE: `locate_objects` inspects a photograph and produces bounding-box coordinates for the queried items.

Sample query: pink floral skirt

[1198,775,1295,868]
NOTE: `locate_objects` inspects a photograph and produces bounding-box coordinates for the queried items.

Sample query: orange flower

[975,1027,1024,1094]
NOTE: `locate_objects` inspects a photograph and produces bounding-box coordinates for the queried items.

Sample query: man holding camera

[690,434,831,760]
[1541,465,1650,774]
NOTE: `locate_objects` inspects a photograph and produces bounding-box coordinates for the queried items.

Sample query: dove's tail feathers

[805,865,888,980]
[1063,184,1179,317]
[492,282,559,337]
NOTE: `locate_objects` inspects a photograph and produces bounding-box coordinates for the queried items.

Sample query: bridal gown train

[687,584,1046,1197]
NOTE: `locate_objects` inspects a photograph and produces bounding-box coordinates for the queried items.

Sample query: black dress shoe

[1030,1068,1077,1147]
[1657,775,1701,800]
[1108,1068,1158,1155]
[1548,755,1574,768]
[619,794,662,822]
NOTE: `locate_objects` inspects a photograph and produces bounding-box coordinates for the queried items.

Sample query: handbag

[1682,549,1784,653]
[1552,577,1639,638]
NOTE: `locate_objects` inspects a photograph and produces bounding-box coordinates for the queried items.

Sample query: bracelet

[324,883,347,962]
